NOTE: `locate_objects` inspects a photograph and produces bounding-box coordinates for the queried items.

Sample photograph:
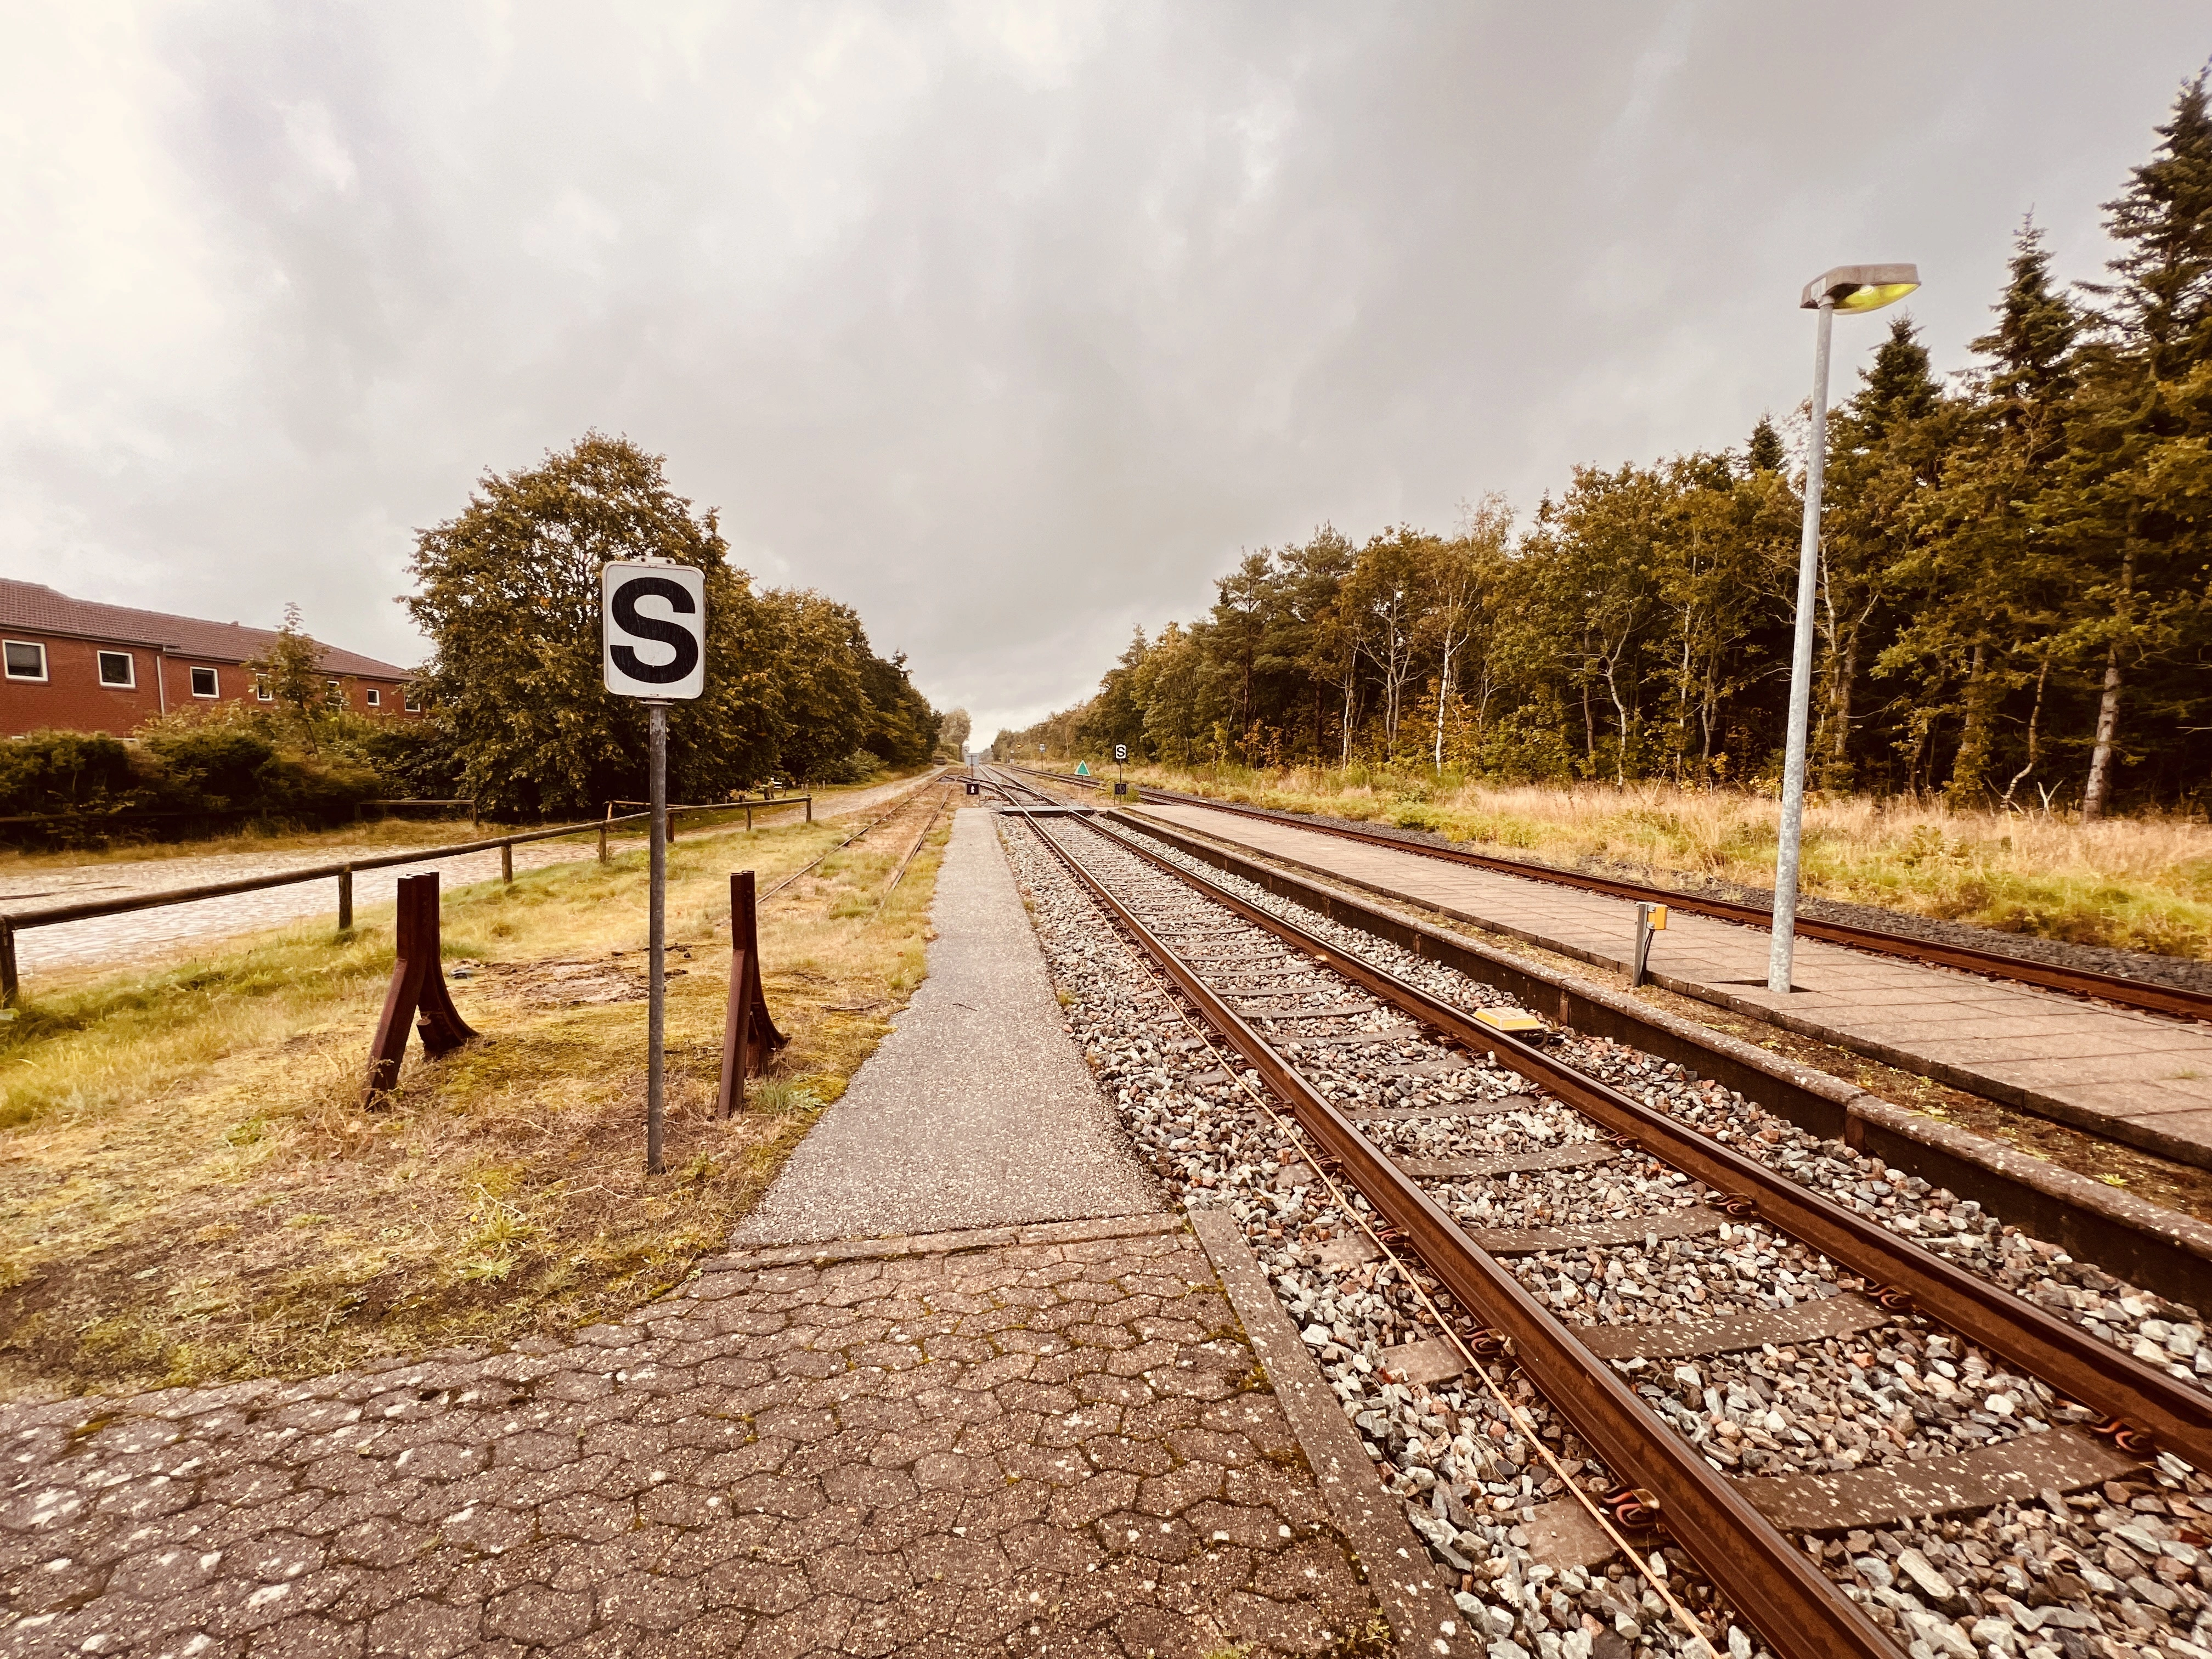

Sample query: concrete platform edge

[1119,807,2212,1318]
[1187,1206,1465,1657]
[699,1212,1183,1274]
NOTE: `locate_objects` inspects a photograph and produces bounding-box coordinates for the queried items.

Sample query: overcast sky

[5,4,2205,738]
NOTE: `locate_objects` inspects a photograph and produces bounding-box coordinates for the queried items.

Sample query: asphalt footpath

[732,803,1160,1245]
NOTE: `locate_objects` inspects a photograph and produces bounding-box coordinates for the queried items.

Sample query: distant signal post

[602,560,707,1174]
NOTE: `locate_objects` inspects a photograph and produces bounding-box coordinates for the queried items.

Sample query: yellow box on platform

[1472,1007,1544,1035]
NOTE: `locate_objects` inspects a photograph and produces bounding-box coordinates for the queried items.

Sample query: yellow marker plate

[1472,1007,1544,1035]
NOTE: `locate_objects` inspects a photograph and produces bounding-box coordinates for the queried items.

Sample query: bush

[0,731,146,818]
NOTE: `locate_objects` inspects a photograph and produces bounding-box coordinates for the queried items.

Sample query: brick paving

[1133,800,2212,1169]
[0,1218,1396,1658]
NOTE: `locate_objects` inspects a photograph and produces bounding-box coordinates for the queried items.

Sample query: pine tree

[2063,69,2212,817]
[1889,222,2083,805]
[1816,316,1953,789]
[1745,415,1785,475]
[2089,70,2212,379]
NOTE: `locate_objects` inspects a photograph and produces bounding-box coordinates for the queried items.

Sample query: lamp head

[1801,263,1920,312]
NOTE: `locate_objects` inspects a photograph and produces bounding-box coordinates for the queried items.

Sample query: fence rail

[0,797,808,1003]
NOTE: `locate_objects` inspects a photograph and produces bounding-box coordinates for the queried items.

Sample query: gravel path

[3,773,939,980]
[731,806,1158,1245]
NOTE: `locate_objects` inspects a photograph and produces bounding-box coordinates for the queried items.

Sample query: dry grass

[0,782,956,1400]
[1126,763,2212,958]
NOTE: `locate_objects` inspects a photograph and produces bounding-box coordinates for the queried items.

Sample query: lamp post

[1769,263,1921,996]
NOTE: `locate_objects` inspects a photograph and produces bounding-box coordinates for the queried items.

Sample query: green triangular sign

[1073,761,1092,775]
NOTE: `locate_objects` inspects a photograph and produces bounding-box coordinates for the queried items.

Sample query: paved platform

[1130,800,2212,1170]
[0,1218,1412,1659]
[733,806,1158,1245]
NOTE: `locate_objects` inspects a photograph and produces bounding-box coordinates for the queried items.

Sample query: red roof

[0,580,415,680]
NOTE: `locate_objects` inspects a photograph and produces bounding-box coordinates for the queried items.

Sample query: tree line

[7,433,954,835]
[996,73,2212,817]
[398,432,947,818]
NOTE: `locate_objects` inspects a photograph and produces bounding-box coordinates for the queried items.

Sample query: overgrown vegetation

[1000,73,2212,817]
[1123,761,2212,957]
[0,787,955,1398]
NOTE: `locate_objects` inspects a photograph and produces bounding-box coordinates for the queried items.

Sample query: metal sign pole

[601,556,705,1177]
[646,700,669,1175]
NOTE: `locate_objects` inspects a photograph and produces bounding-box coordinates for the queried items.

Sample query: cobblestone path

[0,1218,1383,1658]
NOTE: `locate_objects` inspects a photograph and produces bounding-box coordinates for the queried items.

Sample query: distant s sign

[602,562,707,700]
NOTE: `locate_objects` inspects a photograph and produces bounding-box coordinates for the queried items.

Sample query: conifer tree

[1744,415,1785,476]
[2063,70,2212,817]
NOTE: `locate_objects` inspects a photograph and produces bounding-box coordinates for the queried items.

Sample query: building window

[4,641,48,681]
[403,690,422,713]
[365,687,381,708]
[189,666,219,698]
[98,651,136,688]
[255,674,272,701]
[325,680,345,707]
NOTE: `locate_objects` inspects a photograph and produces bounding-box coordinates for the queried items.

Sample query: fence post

[716,871,789,1114]
[338,866,353,932]
[805,795,812,824]
[745,805,753,833]
[364,874,478,1103]
[501,841,514,883]
[599,805,610,865]
[0,919,16,1007]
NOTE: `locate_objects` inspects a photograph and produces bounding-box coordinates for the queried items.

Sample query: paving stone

[1,1228,1388,1657]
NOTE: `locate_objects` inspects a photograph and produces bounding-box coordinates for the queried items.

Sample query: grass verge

[1117,763,2212,958]
[0,781,955,1400]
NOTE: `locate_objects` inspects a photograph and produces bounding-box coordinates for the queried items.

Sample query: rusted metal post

[364,874,478,1103]
[0,918,16,1006]
[500,840,514,883]
[716,870,789,1115]
[338,866,353,931]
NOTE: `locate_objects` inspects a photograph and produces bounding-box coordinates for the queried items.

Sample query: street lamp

[1769,263,1920,996]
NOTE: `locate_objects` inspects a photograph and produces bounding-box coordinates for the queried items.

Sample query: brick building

[0,580,421,739]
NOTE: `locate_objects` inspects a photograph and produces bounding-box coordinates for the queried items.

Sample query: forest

[996,75,2212,818]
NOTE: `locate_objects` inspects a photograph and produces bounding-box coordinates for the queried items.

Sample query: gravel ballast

[999,804,2212,1659]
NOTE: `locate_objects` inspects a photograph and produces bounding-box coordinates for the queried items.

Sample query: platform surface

[1131,800,2212,1169]
[0,1219,1403,1658]
[733,806,1159,1244]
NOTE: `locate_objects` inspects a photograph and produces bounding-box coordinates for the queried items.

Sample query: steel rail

[1049,801,2212,1472]
[870,785,952,916]
[999,790,1897,1659]
[763,778,947,902]
[1014,766,2211,1024]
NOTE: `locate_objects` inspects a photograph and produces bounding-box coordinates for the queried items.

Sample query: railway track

[1015,765,2212,1025]
[980,766,2212,1659]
